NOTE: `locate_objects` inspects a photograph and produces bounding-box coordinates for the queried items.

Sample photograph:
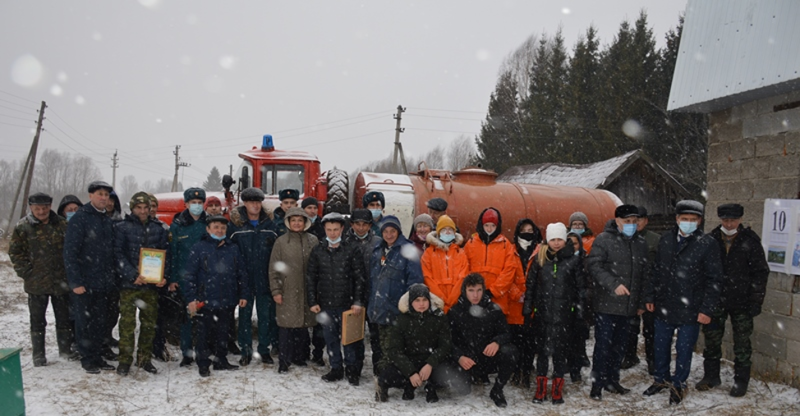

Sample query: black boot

[425,384,439,403]
[239,353,252,366]
[180,356,194,367]
[56,329,79,361]
[376,380,389,402]
[520,369,532,389]
[730,366,751,397]
[31,331,47,367]
[322,367,344,382]
[669,385,684,405]
[402,385,415,400]
[490,381,507,408]
[696,359,721,391]
[345,366,360,386]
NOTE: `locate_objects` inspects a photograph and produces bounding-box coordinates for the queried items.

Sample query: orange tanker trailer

[354,167,621,240]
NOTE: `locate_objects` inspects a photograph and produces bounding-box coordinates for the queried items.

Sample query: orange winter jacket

[464,233,518,315]
[507,245,539,325]
[421,232,469,313]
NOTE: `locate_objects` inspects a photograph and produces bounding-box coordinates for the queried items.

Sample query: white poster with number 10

[762,199,800,274]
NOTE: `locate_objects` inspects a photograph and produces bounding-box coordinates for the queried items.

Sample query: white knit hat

[546,222,568,242]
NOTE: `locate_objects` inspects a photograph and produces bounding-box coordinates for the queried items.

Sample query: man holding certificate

[306,212,367,385]
[113,192,169,376]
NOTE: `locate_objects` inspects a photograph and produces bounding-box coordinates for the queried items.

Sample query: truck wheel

[325,168,350,215]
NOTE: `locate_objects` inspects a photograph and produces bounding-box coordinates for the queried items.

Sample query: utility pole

[391,104,408,175]
[110,150,119,189]
[171,145,189,192]
[7,101,47,228]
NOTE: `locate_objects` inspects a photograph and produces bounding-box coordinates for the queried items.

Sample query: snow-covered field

[1,248,798,415]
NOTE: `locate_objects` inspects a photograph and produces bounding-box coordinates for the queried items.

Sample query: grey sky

[1,0,687,188]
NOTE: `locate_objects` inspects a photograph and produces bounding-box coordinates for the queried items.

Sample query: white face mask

[721,226,738,236]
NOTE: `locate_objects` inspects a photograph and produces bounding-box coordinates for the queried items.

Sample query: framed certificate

[342,309,365,345]
[139,248,166,284]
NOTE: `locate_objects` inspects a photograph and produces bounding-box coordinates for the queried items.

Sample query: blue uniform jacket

[367,234,423,325]
[183,235,251,309]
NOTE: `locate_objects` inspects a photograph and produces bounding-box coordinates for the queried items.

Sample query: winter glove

[750,304,762,317]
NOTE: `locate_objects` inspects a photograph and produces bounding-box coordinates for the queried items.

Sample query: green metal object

[0,348,26,416]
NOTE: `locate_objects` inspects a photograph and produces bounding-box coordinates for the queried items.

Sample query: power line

[0,104,37,114]
[0,112,38,121]
[0,97,35,109]
[0,89,38,104]
[404,114,483,122]
[286,129,394,150]
[47,108,117,151]
[408,107,486,114]
[0,121,34,128]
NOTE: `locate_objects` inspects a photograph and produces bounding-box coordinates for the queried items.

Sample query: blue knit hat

[379,215,402,235]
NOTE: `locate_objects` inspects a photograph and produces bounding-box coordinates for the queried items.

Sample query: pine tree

[203,166,223,191]
[476,70,523,173]
[564,26,603,163]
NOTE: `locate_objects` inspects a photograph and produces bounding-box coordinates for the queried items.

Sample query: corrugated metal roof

[668,0,800,113]
[497,150,639,189]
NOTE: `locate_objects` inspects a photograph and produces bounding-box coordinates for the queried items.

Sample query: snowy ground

[1,248,799,416]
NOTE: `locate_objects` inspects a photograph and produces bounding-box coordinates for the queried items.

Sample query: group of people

[9,180,769,408]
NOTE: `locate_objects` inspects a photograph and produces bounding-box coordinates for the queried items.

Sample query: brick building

[669,0,800,387]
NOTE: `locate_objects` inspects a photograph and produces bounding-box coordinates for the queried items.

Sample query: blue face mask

[440,233,455,243]
[570,228,585,236]
[326,236,342,245]
[210,233,225,241]
[679,221,698,235]
[621,223,637,237]
[309,216,318,223]
[189,203,204,216]
[370,209,382,220]
[65,212,76,221]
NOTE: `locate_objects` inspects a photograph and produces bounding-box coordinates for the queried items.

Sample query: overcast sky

[1,0,687,188]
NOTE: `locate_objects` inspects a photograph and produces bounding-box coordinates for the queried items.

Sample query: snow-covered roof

[498,150,639,189]
[668,0,800,113]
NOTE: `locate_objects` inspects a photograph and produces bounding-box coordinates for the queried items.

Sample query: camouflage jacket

[9,211,70,295]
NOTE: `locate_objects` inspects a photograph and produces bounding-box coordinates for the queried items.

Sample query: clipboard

[341,309,365,345]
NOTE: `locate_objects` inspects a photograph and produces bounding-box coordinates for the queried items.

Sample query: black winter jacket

[709,225,769,314]
[523,244,585,355]
[64,203,116,291]
[385,291,451,377]
[183,234,250,309]
[228,206,278,296]
[306,240,367,309]
[448,280,512,362]
[113,214,170,290]
[645,226,723,324]
[586,219,648,317]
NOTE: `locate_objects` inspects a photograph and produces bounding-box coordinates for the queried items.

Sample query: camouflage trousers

[118,289,159,366]
[702,308,753,368]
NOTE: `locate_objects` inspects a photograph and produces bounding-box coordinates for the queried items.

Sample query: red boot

[552,377,565,404]
[533,376,548,403]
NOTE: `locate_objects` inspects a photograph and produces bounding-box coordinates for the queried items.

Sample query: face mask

[326,236,342,245]
[574,250,580,256]
[518,232,535,242]
[354,230,368,239]
[210,233,225,241]
[721,226,738,236]
[570,228,585,236]
[189,203,204,216]
[440,233,455,243]
[621,223,637,237]
[679,221,698,235]
[309,216,318,222]
[370,209,382,220]
[65,212,76,221]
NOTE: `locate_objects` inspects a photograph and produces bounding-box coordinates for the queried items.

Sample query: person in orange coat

[421,215,468,313]
[463,208,518,316]
[508,218,542,388]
